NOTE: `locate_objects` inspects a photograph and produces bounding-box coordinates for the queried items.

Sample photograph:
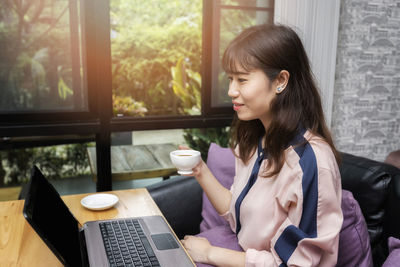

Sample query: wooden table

[0,186,21,201]
[0,188,188,266]
[87,143,178,181]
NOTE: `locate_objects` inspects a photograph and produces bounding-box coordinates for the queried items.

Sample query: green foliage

[0,1,77,110]
[183,127,230,161]
[0,144,91,186]
[171,58,201,115]
[110,0,202,115]
[58,77,73,100]
[113,95,148,116]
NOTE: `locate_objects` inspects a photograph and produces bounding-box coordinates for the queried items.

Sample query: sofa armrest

[146,176,203,239]
[384,166,400,242]
[340,152,400,266]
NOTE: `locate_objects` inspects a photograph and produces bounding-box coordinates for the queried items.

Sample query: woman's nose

[228,82,239,98]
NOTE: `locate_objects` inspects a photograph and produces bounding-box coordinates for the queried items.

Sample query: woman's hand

[177,145,232,217]
[178,145,204,178]
[178,145,191,150]
[181,235,246,267]
[181,235,212,264]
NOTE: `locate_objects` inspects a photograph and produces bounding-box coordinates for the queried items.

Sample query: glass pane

[221,0,271,8]
[212,9,271,107]
[108,127,229,190]
[110,0,202,117]
[0,142,94,201]
[110,129,184,189]
[0,0,87,113]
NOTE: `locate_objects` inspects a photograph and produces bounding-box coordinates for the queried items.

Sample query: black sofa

[147,152,400,266]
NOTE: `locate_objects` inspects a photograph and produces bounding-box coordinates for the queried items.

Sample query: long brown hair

[223,24,339,177]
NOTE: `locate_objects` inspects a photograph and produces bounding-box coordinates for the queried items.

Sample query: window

[0,0,87,115]
[110,0,274,118]
[110,0,202,117]
[0,141,95,200]
[0,0,274,192]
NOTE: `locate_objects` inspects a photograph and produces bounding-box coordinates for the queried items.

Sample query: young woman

[180,24,343,267]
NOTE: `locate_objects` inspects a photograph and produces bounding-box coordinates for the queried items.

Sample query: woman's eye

[238,78,247,83]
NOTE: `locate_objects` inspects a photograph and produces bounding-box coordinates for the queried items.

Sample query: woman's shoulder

[303,130,338,170]
[303,130,330,148]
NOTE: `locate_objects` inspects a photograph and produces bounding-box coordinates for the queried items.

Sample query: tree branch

[24,4,69,49]
[29,0,45,25]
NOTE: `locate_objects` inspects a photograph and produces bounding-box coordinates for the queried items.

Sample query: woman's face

[227,66,278,129]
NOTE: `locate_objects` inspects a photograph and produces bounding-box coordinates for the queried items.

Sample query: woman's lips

[233,102,244,111]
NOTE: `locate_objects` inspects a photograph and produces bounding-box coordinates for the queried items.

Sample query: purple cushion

[200,143,235,232]
[382,237,400,267]
[196,225,243,267]
[337,190,373,267]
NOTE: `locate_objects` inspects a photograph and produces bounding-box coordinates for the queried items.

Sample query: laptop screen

[23,166,84,267]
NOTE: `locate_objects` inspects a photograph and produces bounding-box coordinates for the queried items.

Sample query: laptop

[23,165,194,267]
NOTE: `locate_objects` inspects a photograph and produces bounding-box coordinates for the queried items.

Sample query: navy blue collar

[287,126,307,148]
[260,126,306,157]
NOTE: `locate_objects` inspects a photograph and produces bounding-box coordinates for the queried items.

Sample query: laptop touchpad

[151,233,179,250]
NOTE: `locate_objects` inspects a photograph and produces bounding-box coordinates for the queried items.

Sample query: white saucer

[80,193,119,211]
[177,170,194,175]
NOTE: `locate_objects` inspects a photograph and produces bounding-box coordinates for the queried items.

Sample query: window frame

[0,0,274,192]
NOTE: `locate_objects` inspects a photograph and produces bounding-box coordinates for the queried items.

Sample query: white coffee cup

[170,150,201,175]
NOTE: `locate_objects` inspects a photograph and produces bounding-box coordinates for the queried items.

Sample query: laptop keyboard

[100,219,160,267]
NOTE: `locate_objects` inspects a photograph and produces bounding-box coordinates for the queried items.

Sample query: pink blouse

[221,130,343,267]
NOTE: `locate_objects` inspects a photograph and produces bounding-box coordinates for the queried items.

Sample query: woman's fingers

[183,235,192,240]
[178,145,191,150]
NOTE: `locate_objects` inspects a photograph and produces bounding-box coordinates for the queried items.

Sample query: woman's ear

[275,70,290,94]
